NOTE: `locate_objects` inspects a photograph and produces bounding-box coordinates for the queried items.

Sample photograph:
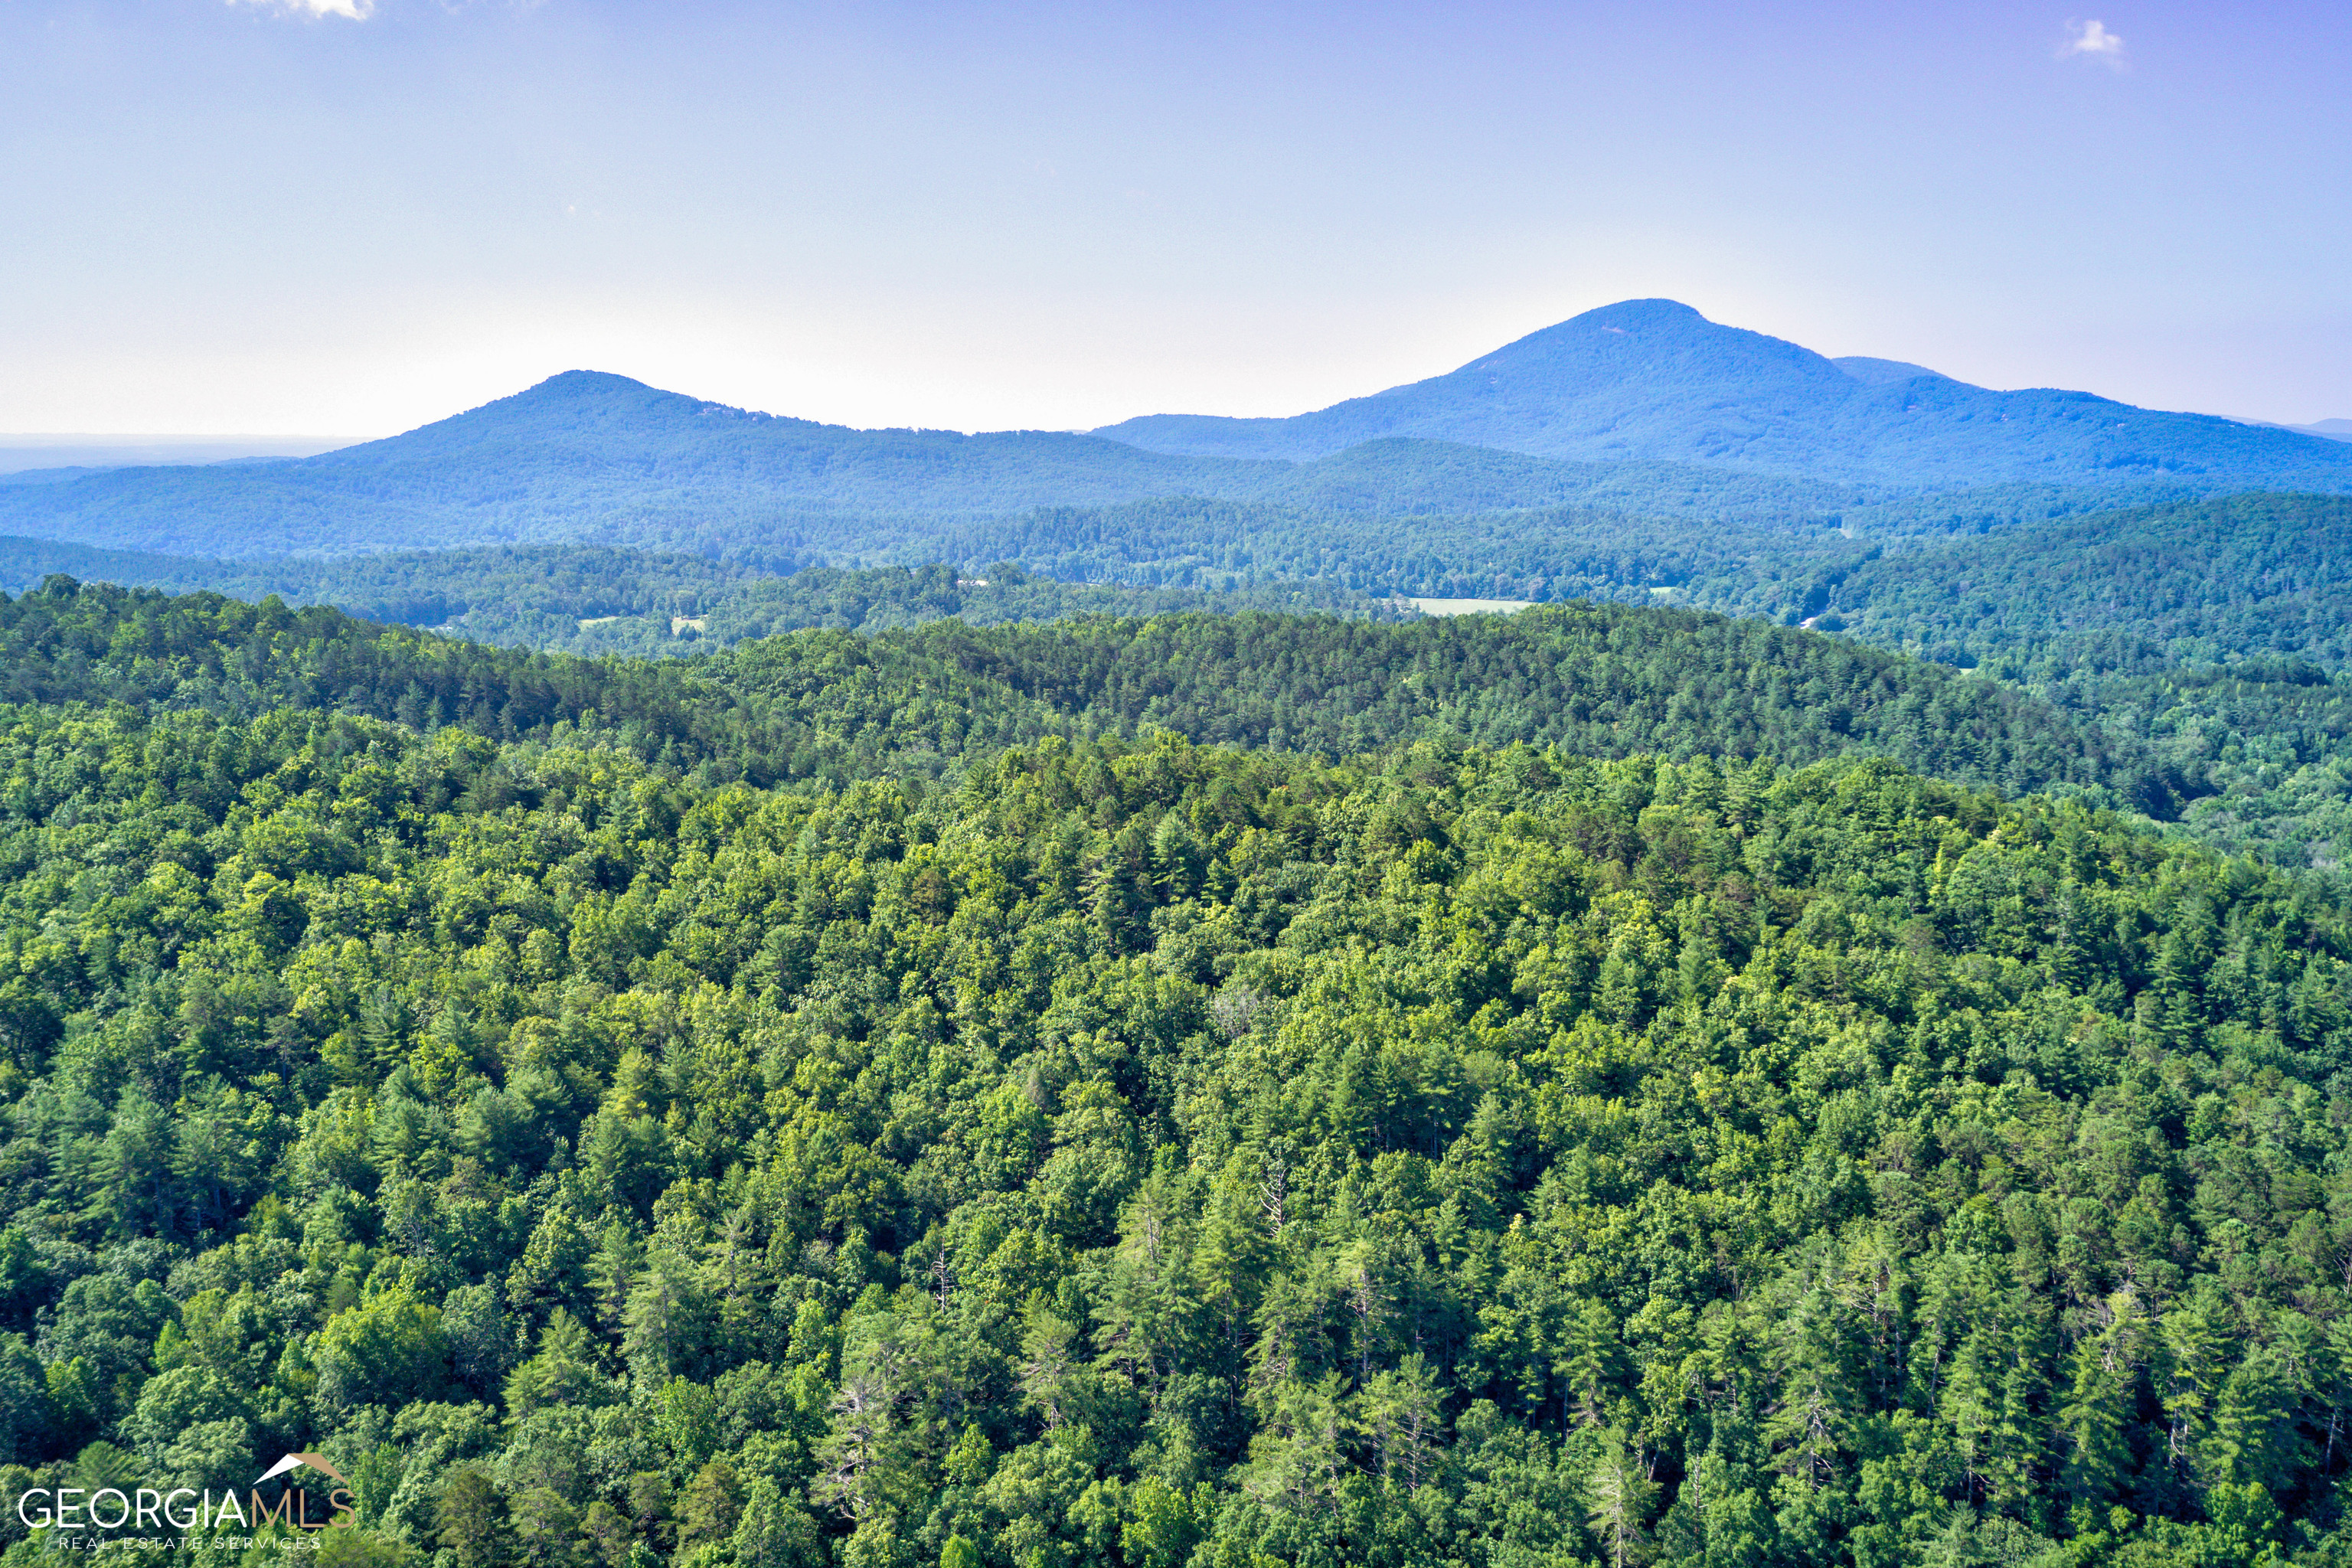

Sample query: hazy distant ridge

[1093,299,2352,487]
[2,299,2346,559]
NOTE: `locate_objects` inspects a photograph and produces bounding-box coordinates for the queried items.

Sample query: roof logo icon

[253,1453,350,1488]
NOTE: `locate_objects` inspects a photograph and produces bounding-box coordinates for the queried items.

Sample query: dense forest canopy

[0,580,2172,809]
[1798,494,2352,680]
[0,574,2344,1568]
[8,488,2334,651]
[1739,494,2352,868]
[19,483,2352,869]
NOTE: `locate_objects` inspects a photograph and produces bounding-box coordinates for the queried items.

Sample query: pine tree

[1584,1427,1658,1568]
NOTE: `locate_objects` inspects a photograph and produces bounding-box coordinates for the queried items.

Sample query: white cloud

[230,0,376,18]
[2060,19,2126,67]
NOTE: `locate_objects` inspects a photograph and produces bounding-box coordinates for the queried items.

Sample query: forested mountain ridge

[28,480,2352,863]
[0,570,2345,1563]
[1093,299,2352,489]
[1800,492,2352,679]
[0,578,2176,813]
[773,607,2180,811]
[1674,492,2352,865]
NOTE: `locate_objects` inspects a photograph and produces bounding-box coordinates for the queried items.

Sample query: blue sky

[4,0,2348,436]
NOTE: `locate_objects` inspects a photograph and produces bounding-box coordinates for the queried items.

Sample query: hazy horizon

[3,298,2347,458]
[5,1,2349,439]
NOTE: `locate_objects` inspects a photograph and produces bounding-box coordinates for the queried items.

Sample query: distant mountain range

[2,299,2345,560]
[0,377,1878,558]
[1093,299,2352,487]
[0,434,357,475]
[2265,418,2352,443]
